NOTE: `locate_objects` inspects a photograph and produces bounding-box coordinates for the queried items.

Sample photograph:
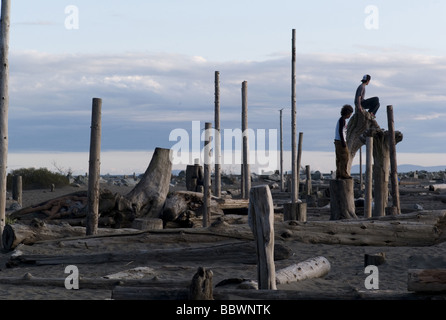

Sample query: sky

[4,0,446,175]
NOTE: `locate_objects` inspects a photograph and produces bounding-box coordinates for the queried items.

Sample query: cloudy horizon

[4,1,446,175]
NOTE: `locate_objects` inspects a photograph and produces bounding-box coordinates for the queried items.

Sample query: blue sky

[5,1,446,174]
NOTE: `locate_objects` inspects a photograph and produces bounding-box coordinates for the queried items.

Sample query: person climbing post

[355,74,380,118]
[334,104,354,180]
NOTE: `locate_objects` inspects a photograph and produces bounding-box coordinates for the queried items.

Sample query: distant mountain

[351,164,446,174]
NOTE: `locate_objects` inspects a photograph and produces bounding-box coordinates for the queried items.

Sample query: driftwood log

[111,286,443,300]
[407,269,446,293]
[7,241,292,267]
[275,256,331,284]
[123,147,172,218]
[8,148,173,229]
[280,210,446,246]
[2,220,140,251]
[5,210,446,251]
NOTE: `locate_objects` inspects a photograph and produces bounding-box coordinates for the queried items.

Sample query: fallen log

[6,210,446,252]
[111,286,439,300]
[0,273,191,290]
[279,210,446,246]
[407,269,446,293]
[7,241,292,267]
[275,256,330,284]
[2,220,139,251]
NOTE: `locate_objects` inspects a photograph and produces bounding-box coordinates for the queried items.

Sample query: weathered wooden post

[86,98,102,236]
[291,29,298,205]
[297,132,303,196]
[242,81,250,199]
[203,122,212,227]
[0,0,11,248]
[359,147,364,190]
[364,136,373,218]
[305,165,312,196]
[12,175,22,207]
[279,108,284,192]
[214,71,221,198]
[387,105,401,215]
[248,185,277,290]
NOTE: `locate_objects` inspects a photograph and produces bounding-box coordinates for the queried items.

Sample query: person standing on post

[355,74,380,118]
[334,104,354,180]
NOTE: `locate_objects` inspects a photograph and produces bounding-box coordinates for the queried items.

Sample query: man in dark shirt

[355,74,380,118]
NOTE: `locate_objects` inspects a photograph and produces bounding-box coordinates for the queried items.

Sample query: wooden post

[283,201,307,222]
[86,98,102,236]
[296,132,303,198]
[12,175,22,207]
[0,0,11,248]
[387,105,400,214]
[305,165,311,196]
[248,185,276,290]
[214,71,221,198]
[279,108,284,192]
[359,147,363,190]
[291,29,298,204]
[364,137,373,218]
[203,122,212,227]
[242,81,251,199]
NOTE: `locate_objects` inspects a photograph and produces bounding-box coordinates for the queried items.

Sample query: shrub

[7,167,70,190]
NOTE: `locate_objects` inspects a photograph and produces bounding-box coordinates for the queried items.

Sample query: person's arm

[339,117,346,147]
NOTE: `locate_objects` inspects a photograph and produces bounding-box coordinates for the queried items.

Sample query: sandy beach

[0,176,445,306]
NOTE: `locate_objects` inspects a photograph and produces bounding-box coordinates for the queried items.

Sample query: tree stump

[124,148,172,218]
[329,179,357,220]
[186,164,204,192]
[188,266,214,300]
[283,201,307,222]
[364,252,386,267]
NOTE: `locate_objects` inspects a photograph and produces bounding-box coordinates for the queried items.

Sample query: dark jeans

[362,97,380,115]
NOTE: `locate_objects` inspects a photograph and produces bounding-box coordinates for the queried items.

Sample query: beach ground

[0,178,445,303]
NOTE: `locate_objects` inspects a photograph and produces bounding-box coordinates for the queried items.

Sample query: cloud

[7,50,446,156]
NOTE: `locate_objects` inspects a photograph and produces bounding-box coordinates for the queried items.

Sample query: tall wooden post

[0,0,11,247]
[203,122,212,227]
[242,81,250,199]
[214,71,221,198]
[86,98,102,236]
[279,108,284,192]
[291,29,298,204]
[364,137,373,218]
[387,105,400,214]
[248,185,277,290]
[297,132,303,197]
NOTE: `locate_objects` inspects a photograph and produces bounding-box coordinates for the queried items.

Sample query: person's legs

[362,97,380,115]
[335,141,342,179]
[335,141,351,179]
[339,146,351,179]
